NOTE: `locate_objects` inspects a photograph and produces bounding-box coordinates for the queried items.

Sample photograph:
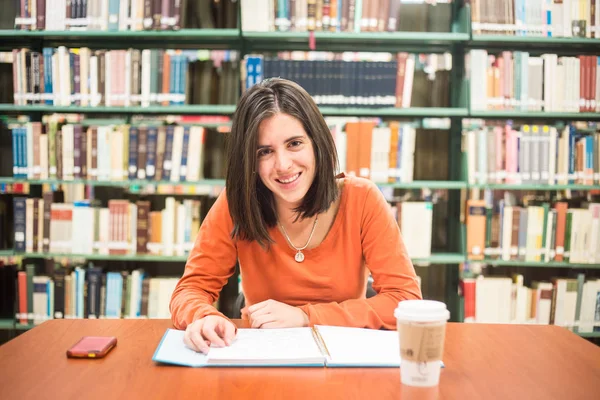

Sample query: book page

[206,328,325,366]
[152,329,209,367]
[315,325,401,367]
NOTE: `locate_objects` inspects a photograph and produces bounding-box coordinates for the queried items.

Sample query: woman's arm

[298,182,422,329]
[169,192,238,329]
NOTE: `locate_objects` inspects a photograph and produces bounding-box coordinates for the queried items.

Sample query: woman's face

[256,113,316,211]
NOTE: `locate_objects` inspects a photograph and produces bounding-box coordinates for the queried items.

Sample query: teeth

[278,173,299,184]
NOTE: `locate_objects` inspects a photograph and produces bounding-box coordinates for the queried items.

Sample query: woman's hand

[244,299,309,329]
[183,315,237,354]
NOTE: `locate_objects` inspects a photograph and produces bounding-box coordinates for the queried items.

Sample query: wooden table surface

[0,319,599,400]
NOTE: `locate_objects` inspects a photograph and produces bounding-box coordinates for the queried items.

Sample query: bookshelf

[1,1,599,336]
[0,105,237,115]
[0,29,241,50]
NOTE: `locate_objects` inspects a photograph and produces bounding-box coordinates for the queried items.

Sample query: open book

[152,325,404,367]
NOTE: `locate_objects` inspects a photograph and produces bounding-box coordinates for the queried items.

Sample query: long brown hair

[226,78,339,247]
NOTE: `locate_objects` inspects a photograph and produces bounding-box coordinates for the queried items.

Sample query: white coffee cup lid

[394,300,450,322]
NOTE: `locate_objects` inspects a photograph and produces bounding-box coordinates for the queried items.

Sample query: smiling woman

[169,78,422,354]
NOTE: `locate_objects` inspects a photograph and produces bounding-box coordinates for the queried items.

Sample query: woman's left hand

[243,299,309,329]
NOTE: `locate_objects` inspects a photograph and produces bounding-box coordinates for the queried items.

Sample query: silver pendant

[295,251,305,263]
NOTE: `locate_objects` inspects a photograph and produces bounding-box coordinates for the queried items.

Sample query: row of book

[13,195,202,256]
[461,274,600,333]
[329,119,417,183]
[469,50,600,112]
[9,119,208,182]
[469,0,600,38]
[464,123,600,185]
[244,52,452,108]
[466,196,600,264]
[11,0,238,31]
[10,47,240,106]
[0,263,183,324]
[241,0,454,33]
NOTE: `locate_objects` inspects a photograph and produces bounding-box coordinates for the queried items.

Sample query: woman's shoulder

[341,174,380,197]
[339,174,385,211]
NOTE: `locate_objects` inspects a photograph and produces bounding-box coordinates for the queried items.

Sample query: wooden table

[0,320,599,400]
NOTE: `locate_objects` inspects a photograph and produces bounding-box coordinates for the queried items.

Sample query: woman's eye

[289,140,302,147]
[258,149,271,157]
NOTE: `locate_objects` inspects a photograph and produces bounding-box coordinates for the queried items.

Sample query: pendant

[295,251,305,263]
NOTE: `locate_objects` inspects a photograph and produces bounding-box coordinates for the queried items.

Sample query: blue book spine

[179,126,190,182]
[108,0,120,31]
[587,135,593,181]
[245,56,255,90]
[128,127,139,180]
[255,56,264,84]
[181,55,188,105]
[170,55,177,105]
[568,126,577,184]
[146,127,158,180]
[163,125,175,181]
[13,197,27,253]
[43,48,53,105]
[12,128,19,177]
[137,273,145,317]
[19,127,27,179]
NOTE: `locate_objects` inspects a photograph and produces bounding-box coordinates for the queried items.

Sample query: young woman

[170,78,422,353]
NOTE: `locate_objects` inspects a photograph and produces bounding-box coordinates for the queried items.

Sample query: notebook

[152,325,404,368]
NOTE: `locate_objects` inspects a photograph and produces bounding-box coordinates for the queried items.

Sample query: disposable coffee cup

[394,300,450,387]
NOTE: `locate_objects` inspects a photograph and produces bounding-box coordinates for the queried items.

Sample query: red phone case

[66,336,117,359]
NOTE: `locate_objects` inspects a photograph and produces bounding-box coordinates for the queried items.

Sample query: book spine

[13,197,27,253]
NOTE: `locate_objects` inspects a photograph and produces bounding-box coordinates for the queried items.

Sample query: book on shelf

[11,194,203,257]
[11,0,238,31]
[240,0,455,33]
[1,260,188,325]
[9,47,239,107]
[154,324,406,367]
[469,50,600,113]
[469,0,600,38]
[463,122,600,186]
[393,201,433,259]
[243,51,452,108]
[8,118,210,183]
[460,272,600,333]
[466,191,600,264]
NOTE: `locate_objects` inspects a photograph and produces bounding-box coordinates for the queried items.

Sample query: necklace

[279,215,319,263]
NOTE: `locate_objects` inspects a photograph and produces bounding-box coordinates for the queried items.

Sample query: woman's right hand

[183,315,237,354]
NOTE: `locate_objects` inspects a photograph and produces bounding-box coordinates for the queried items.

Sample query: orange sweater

[170,175,422,330]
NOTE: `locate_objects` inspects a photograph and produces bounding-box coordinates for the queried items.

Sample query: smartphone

[66,336,117,359]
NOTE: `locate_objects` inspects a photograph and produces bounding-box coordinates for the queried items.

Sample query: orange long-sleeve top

[169,175,422,330]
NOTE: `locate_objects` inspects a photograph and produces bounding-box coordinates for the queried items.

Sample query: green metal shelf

[474,259,600,269]
[379,181,467,190]
[14,252,189,262]
[243,31,469,52]
[470,184,600,191]
[0,104,237,115]
[0,178,227,188]
[0,104,469,118]
[469,110,600,121]
[0,250,14,257]
[2,250,465,265]
[0,29,241,50]
[0,319,15,329]
[577,331,600,338]
[318,107,468,118]
[412,253,466,265]
[469,35,600,54]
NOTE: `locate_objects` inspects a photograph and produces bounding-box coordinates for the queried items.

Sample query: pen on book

[311,327,331,358]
